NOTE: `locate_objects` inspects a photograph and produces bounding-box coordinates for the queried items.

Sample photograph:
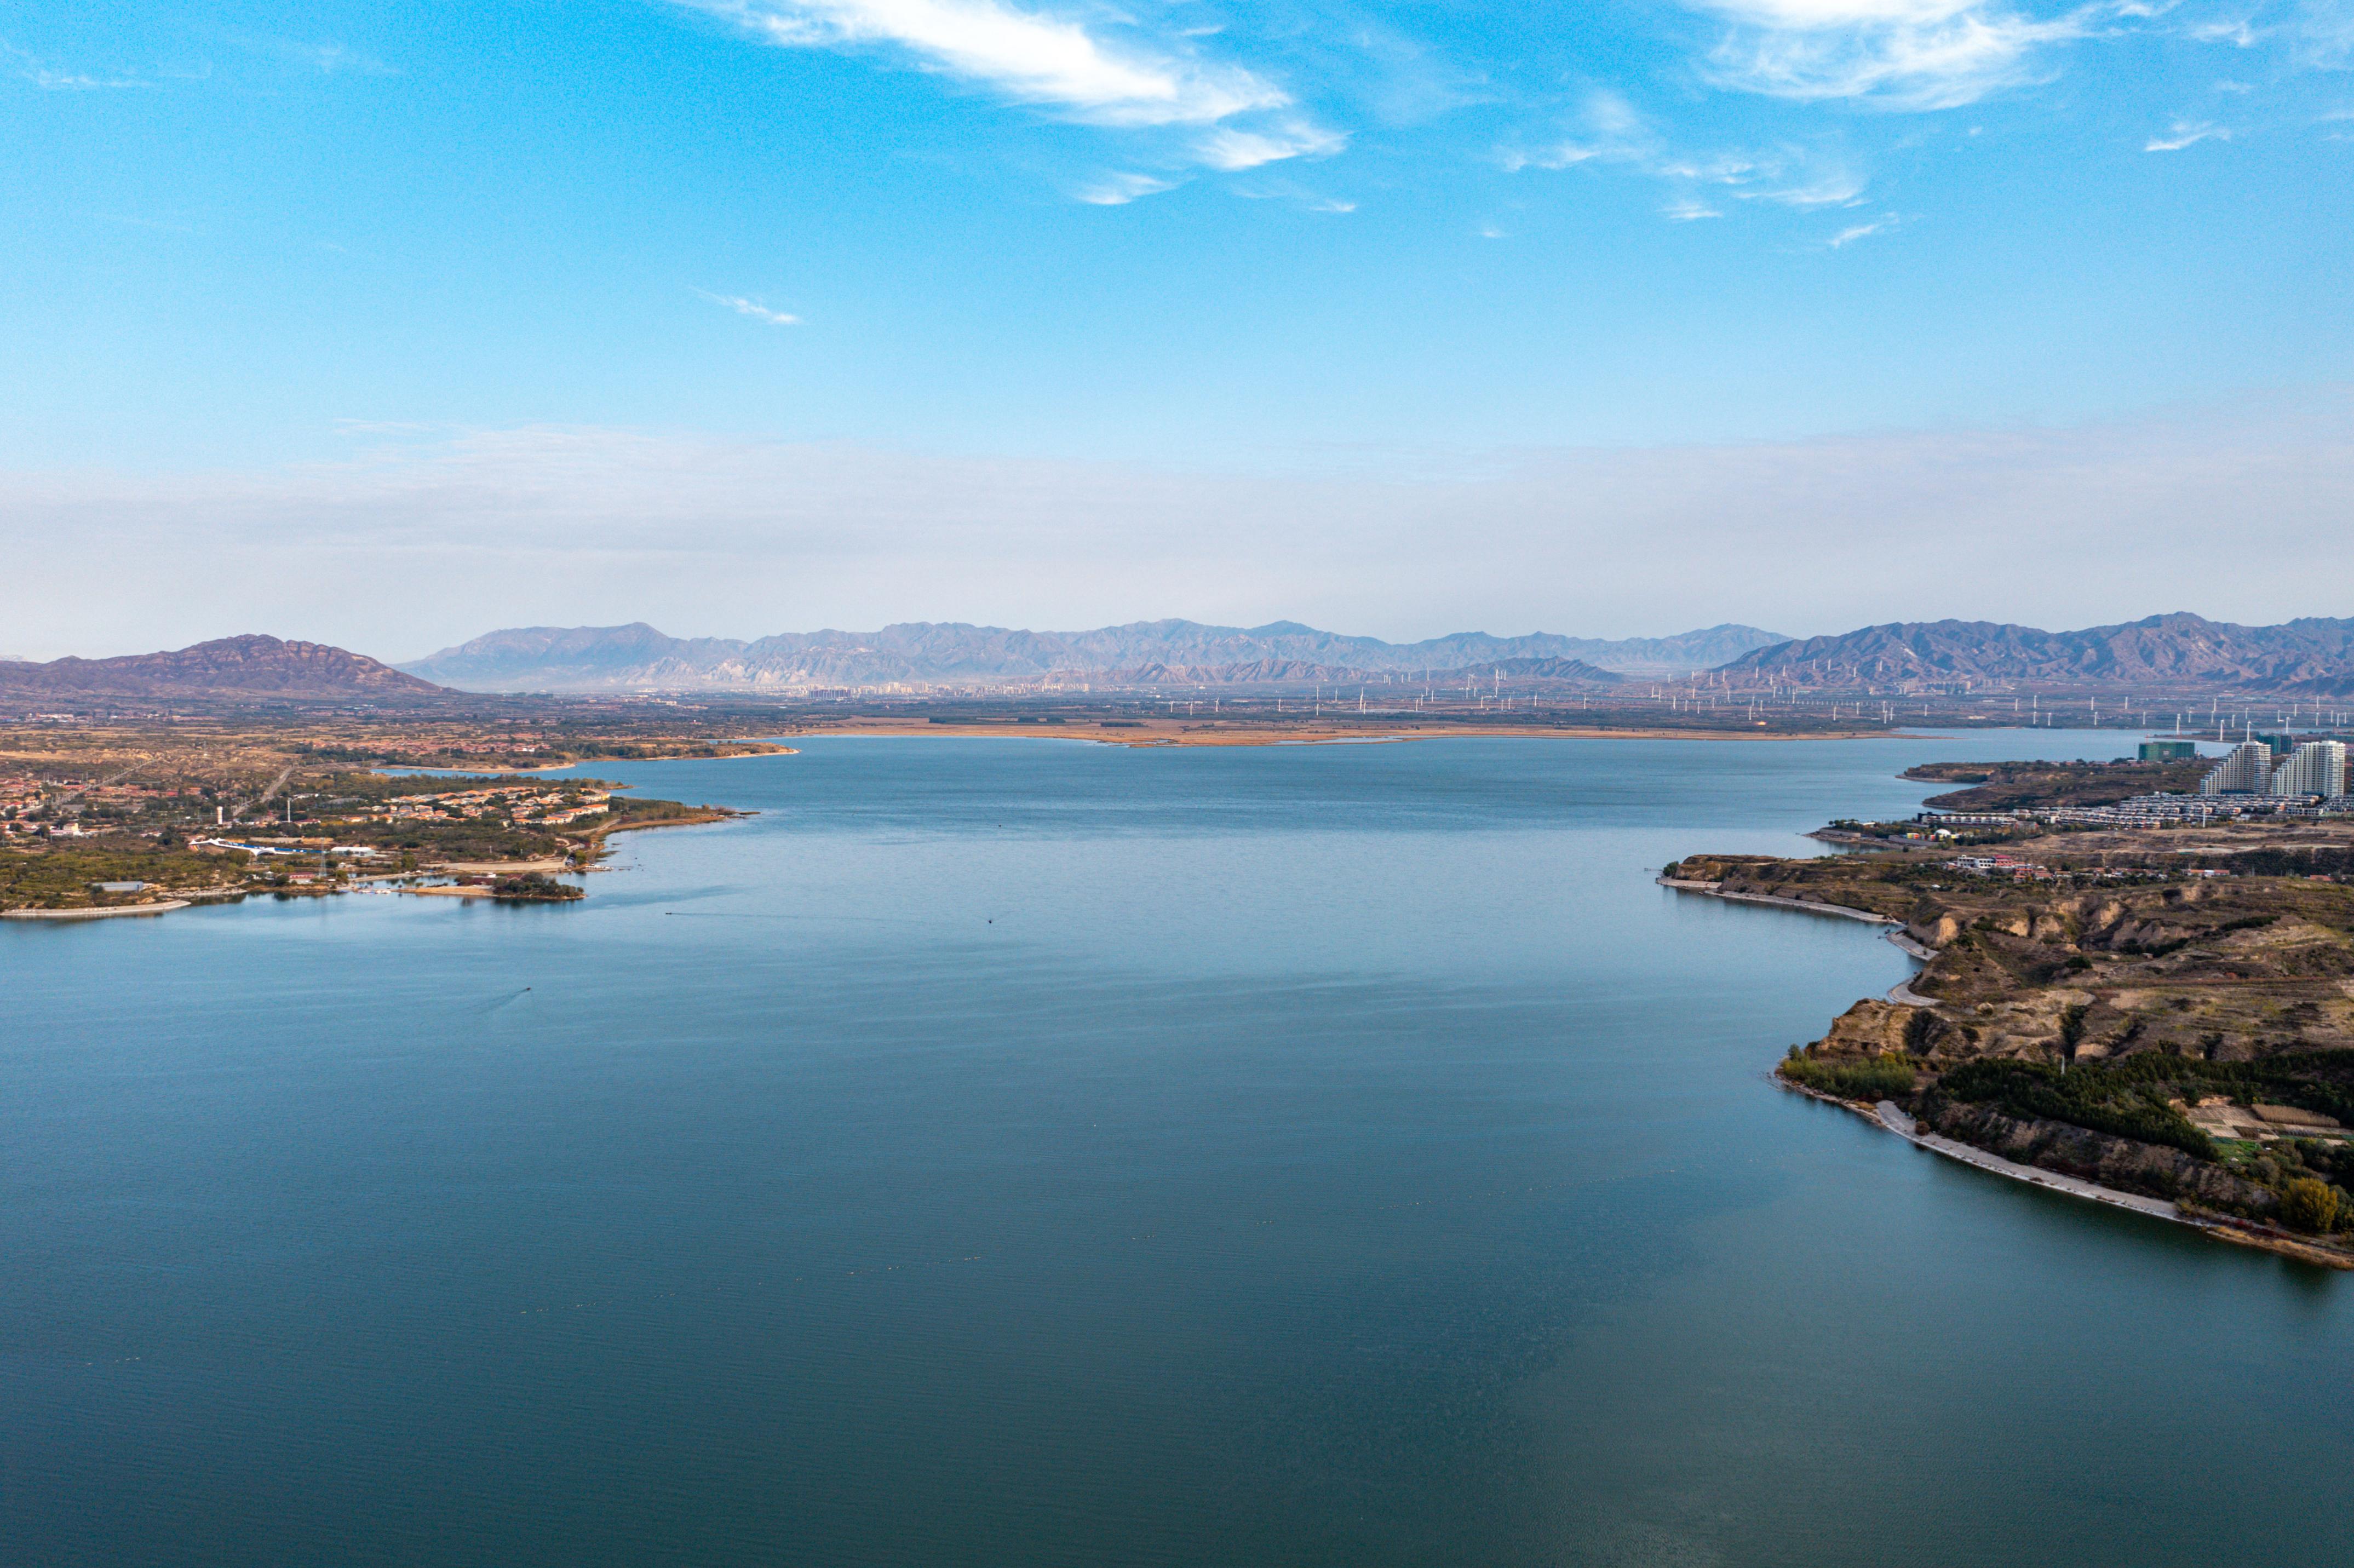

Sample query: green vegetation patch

[1782,1050,1917,1100]
[1929,1048,2354,1160]
[1936,1057,2219,1160]
[1903,757,2209,811]
[490,872,583,902]
[0,845,239,909]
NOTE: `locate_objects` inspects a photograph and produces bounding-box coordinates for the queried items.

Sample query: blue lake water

[4,730,2346,1566]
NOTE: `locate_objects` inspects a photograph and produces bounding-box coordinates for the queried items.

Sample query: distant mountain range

[0,636,445,702]
[15,613,2351,706]
[1719,613,2354,694]
[398,621,1789,693]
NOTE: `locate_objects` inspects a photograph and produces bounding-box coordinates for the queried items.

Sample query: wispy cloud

[1073,171,1178,205]
[2294,0,2354,65]
[2146,118,2230,148]
[679,2,1344,193]
[1828,215,1893,244]
[1691,0,2088,111]
[688,0,1285,125]
[300,41,398,75]
[1664,197,1725,220]
[1229,176,1356,212]
[1195,122,1347,171]
[1505,90,1870,220]
[1743,169,1868,206]
[696,290,803,325]
[2188,18,2261,47]
[4,40,149,90]
[226,35,400,76]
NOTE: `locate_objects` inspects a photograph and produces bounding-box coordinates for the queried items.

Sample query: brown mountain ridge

[1719,612,2354,693]
[0,636,449,700]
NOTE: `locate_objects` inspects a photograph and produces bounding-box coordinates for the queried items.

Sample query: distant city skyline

[4,1,2350,654]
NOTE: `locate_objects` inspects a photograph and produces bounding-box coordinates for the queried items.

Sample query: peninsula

[1668,753,2354,1265]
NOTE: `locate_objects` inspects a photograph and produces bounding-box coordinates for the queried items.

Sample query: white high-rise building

[2200,741,2274,795]
[2270,740,2348,798]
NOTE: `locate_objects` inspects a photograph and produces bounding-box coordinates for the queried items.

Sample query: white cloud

[1228,178,1356,211]
[4,41,148,90]
[688,0,1285,125]
[2145,118,2230,148]
[1073,170,1177,204]
[697,290,803,324]
[1744,169,1868,205]
[1195,121,1347,170]
[2188,19,2261,47]
[1498,142,1599,172]
[1691,0,2086,110]
[25,68,147,89]
[679,2,1345,192]
[2294,0,2354,65]
[1507,92,1871,216]
[283,41,399,77]
[1664,197,1725,219]
[1828,215,1892,243]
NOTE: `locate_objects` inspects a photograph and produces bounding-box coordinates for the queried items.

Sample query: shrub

[2278,1178,2345,1235]
[1783,1054,1917,1101]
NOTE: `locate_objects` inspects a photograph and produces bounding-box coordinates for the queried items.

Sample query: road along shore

[1,900,192,921]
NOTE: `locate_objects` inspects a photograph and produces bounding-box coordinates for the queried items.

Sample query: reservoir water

[5,732,2349,1566]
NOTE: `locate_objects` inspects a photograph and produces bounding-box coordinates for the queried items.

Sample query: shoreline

[1699,876,2354,1267]
[779,723,1911,748]
[1,899,192,922]
[1778,1077,2352,1269]
[1660,876,1936,1000]
[1657,876,1900,926]
[0,809,744,926]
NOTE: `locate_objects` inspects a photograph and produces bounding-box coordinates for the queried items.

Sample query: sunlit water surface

[5,731,2347,1566]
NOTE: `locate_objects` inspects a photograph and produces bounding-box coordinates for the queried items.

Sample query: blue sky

[4,1,2352,656]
